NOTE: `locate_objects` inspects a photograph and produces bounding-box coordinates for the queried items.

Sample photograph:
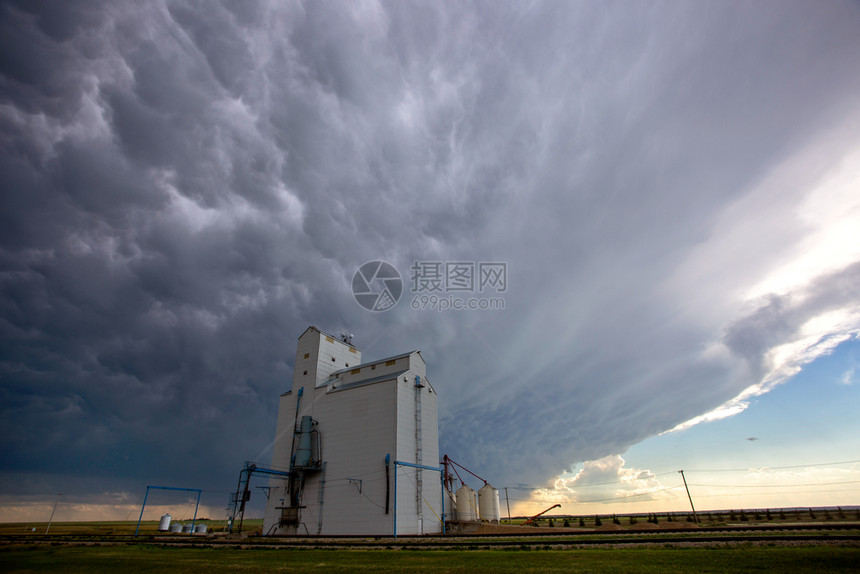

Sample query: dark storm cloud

[2,0,860,511]
[0,0,339,497]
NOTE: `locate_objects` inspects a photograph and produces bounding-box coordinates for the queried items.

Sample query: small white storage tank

[158,514,172,531]
[455,485,478,522]
[181,523,193,533]
[169,523,182,533]
[194,523,208,534]
[478,483,501,523]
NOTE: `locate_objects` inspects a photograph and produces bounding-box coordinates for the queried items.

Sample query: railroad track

[3,524,859,549]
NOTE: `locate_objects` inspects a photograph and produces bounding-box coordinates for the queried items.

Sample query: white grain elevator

[262,326,442,536]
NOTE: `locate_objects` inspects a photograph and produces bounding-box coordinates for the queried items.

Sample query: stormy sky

[2,0,860,519]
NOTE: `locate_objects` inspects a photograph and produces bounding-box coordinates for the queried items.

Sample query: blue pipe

[134,487,150,537]
[190,490,200,533]
[393,461,398,536]
[396,461,442,471]
[392,461,443,538]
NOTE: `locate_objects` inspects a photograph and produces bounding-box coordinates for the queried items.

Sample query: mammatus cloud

[2,0,860,519]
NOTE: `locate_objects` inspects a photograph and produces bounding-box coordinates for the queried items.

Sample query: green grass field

[2,516,859,573]
[2,545,859,573]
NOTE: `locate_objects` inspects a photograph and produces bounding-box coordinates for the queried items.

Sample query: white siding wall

[263,390,297,534]
[263,330,440,536]
[393,356,443,536]
[295,379,397,535]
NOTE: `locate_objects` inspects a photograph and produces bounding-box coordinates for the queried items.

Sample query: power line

[682,459,860,473]
[576,486,681,504]
[689,480,860,488]
[693,489,859,499]
[500,459,860,492]
[503,471,678,491]
[511,486,682,505]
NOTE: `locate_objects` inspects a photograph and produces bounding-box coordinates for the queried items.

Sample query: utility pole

[678,471,698,524]
[504,487,511,524]
[45,493,62,534]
